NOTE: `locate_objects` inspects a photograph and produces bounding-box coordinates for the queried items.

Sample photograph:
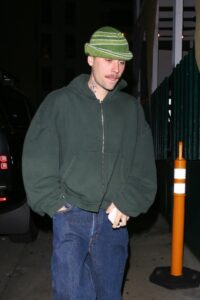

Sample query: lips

[105,75,119,82]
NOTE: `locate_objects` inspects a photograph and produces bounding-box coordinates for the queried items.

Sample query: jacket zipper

[99,101,105,190]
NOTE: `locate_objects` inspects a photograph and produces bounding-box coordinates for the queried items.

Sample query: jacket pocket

[104,153,127,197]
[62,151,102,201]
[106,153,126,184]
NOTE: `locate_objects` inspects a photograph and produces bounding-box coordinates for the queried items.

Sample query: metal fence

[150,48,200,160]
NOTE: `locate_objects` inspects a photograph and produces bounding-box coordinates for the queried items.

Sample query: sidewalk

[0,211,200,299]
[123,213,200,299]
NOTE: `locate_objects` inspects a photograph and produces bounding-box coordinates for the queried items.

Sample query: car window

[0,108,8,129]
[0,85,31,130]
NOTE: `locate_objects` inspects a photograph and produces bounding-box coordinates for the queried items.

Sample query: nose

[112,60,120,73]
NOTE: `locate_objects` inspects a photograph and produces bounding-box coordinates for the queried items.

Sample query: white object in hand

[108,207,117,224]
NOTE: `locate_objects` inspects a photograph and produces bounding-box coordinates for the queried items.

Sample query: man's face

[88,56,126,92]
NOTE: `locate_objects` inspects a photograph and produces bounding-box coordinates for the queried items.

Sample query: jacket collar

[68,74,128,101]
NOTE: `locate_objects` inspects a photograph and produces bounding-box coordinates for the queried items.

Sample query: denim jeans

[51,204,128,300]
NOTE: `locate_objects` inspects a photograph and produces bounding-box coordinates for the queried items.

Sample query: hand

[57,206,67,212]
[106,202,129,229]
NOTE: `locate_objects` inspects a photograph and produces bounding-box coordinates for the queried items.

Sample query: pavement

[123,213,200,299]
[0,211,200,299]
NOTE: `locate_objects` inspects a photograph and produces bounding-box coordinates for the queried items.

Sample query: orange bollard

[170,141,186,276]
[149,140,200,289]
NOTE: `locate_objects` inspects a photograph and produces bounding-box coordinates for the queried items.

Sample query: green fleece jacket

[22,74,157,218]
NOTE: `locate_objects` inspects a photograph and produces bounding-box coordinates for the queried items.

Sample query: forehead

[93,57,125,63]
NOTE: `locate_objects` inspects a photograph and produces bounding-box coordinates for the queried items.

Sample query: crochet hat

[84,26,133,61]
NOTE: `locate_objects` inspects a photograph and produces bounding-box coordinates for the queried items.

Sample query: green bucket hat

[84,26,133,61]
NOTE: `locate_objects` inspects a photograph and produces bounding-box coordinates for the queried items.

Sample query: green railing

[151,77,169,159]
[150,48,200,160]
[149,48,200,260]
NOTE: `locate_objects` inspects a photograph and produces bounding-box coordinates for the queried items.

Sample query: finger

[57,206,67,212]
[112,212,122,228]
[106,202,115,214]
[113,214,129,228]
[119,215,128,227]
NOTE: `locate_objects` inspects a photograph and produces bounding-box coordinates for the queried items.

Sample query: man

[22,26,157,300]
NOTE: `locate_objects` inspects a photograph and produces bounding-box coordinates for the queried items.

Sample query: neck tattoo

[89,79,97,95]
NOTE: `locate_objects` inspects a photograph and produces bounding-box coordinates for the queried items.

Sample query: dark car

[0,82,38,242]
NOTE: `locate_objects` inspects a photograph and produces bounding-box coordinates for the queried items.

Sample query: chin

[105,86,115,91]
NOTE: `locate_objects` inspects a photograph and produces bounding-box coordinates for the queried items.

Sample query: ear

[87,56,94,67]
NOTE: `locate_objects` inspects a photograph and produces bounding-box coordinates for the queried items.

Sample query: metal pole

[172,0,183,67]
[152,0,159,93]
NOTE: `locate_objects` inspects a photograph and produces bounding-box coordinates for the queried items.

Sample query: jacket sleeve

[112,104,157,217]
[22,97,65,217]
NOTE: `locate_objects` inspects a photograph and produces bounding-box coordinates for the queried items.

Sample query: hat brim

[84,44,133,61]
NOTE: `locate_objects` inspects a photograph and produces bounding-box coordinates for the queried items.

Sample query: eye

[119,61,125,66]
[105,59,112,62]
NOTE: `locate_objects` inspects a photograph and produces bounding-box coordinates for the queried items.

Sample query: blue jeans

[51,204,128,300]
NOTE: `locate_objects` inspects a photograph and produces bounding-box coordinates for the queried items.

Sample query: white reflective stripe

[174,168,186,179]
[174,183,185,194]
